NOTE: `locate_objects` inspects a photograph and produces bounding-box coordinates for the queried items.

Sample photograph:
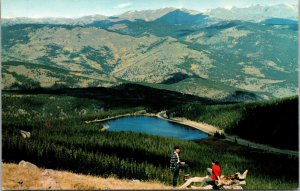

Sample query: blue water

[102,116,208,140]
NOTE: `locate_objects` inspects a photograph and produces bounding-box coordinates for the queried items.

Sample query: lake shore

[84,110,156,124]
[85,110,219,136]
[157,111,298,156]
[85,110,298,156]
[156,111,219,135]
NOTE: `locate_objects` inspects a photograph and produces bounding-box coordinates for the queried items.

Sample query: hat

[174,145,181,150]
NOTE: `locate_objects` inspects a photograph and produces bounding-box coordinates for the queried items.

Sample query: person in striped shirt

[170,145,190,187]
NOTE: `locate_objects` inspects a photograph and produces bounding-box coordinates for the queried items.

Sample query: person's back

[211,162,221,181]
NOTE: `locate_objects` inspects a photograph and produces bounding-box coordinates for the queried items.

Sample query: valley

[2,3,299,190]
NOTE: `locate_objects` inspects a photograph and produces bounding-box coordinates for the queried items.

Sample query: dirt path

[157,111,298,157]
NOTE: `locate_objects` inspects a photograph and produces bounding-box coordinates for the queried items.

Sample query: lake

[102,116,208,140]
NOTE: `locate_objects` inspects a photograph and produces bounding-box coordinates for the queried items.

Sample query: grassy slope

[2,22,298,99]
[167,96,298,150]
[2,61,118,89]
[2,90,299,189]
[3,59,262,101]
[2,163,171,190]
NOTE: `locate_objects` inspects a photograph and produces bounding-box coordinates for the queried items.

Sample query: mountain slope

[2,24,214,85]
[182,21,298,98]
[2,61,119,89]
[2,6,298,99]
[139,77,261,101]
[154,9,209,25]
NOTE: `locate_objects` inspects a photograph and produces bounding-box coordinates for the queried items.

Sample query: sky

[2,0,298,18]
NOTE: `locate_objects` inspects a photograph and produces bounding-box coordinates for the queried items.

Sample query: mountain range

[2,4,298,101]
[2,4,297,25]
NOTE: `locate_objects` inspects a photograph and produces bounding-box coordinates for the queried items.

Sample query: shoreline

[157,111,298,156]
[84,111,156,124]
[156,111,219,135]
[84,110,220,136]
[84,111,217,135]
[85,110,298,156]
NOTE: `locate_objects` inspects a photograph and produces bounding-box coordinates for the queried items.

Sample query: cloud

[115,2,132,9]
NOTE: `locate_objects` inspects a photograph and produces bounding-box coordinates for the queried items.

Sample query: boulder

[18,160,38,169]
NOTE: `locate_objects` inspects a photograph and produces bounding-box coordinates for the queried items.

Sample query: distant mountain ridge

[2,4,298,26]
[207,4,298,21]
[154,9,209,25]
[118,7,177,21]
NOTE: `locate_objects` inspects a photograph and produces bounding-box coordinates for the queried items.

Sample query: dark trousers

[172,163,190,187]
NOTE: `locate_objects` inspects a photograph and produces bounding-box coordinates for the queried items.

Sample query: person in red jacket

[200,160,221,189]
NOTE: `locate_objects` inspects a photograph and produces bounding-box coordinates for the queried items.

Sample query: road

[157,111,298,157]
